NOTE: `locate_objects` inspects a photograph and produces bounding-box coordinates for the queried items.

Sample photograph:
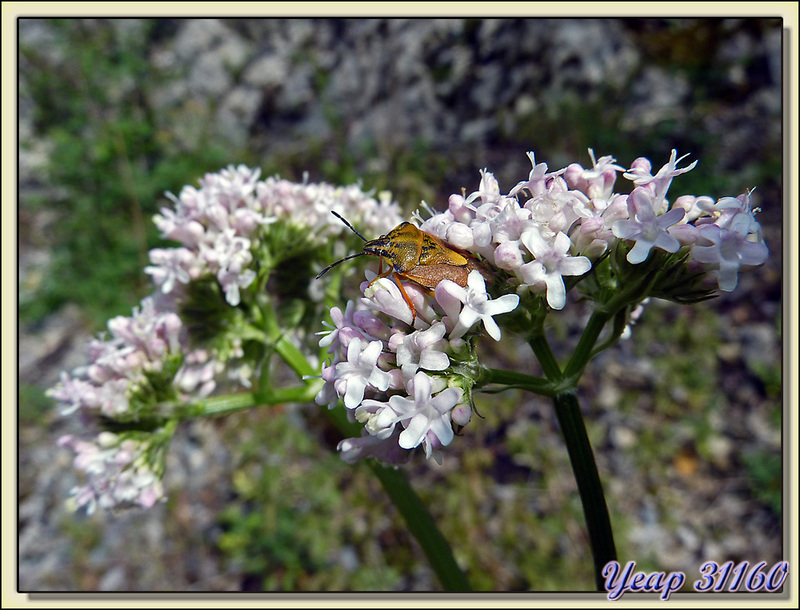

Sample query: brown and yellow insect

[317,211,491,321]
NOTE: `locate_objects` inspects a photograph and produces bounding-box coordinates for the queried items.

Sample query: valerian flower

[391,321,451,379]
[691,212,769,291]
[57,432,166,514]
[436,270,520,341]
[517,230,592,309]
[612,187,686,264]
[357,371,463,460]
[53,149,771,504]
[334,338,393,409]
[624,148,697,206]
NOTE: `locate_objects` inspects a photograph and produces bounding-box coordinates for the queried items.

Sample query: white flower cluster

[51,165,403,512]
[57,432,165,515]
[48,297,192,511]
[316,270,519,464]
[417,149,766,307]
[317,149,768,464]
[146,165,402,306]
[48,298,198,418]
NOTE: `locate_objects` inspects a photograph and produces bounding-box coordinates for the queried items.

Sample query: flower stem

[562,310,612,381]
[192,392,261,416]
[476,367,557,396]
[323,401,471,591]
[528,332,562,380]
[552,391,616,590]
[368,462,471,591]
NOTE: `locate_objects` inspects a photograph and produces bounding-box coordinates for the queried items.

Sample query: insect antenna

[331,210,368,242]
[315,252,366,279]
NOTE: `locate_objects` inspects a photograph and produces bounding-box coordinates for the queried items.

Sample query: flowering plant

[50,150,768,590]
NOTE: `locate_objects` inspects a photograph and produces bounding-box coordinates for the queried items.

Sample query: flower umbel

[317,148,769,464]
[52,167,404,512]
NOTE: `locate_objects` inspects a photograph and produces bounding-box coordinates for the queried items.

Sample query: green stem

[324,401,471,591]
[522,302,620,590]
[476,367,557,396]
[590,308,629,358]
[192,392,261,416]
[528,333,562,381]
[369,462,471,591]
[562,310,613,382]
[275,334,318,378]
[552,391,616,590]
[182,380,325,419]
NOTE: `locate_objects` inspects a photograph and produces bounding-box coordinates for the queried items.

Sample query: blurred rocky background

[18,18,783,591]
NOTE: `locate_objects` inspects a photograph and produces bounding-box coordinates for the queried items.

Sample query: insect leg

[391,274,417,323]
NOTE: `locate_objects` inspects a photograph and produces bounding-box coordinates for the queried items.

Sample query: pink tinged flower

[697,192,763,238]
[691,213,769,291]
[388,372,463,457]
[435,270,520,341]
[107,298,163,352]
[451,403,472,427]
[601,195,630,228]
[673,195,715,223]
[217,268,256,307]
[354,372,461,458]
[214,229,253,275]
[361,275,414,326]
[623,156,652,183]
[337,428,412,465]
[470,217,494,249]
[361,273,437,329]
[508,151,563,198]
[418,211,455,241]
[444,222,475,250]
[493,241,525,271]
[571,216,607,256]
[175,354,221,396]
[491,201,532,244]
[564,149,624,201]
[518,230,592,310]
[612,187,685,264]
[317,302,357,352]
[394,322,450,378]
[465,169,501,207]
[153,207,206,248]
[315,359,341,408]
[525,189,580,234]
[230,207,277,235]
[47,372,95,415]
[668,223,700,246]
[625,150,697,204]
[355,398,401,440]
[352,309,392,341]
[144,248,194,294]
[94,379,133,416]
[334,338,392,409]
[58,433,164,513]
[448,193,474,224]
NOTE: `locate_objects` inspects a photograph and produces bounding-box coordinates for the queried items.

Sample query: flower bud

[451,403,472,427]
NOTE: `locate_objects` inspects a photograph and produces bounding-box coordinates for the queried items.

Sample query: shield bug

[317,211,492,321]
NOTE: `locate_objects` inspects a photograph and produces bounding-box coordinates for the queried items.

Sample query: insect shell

[317,211,492,322]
